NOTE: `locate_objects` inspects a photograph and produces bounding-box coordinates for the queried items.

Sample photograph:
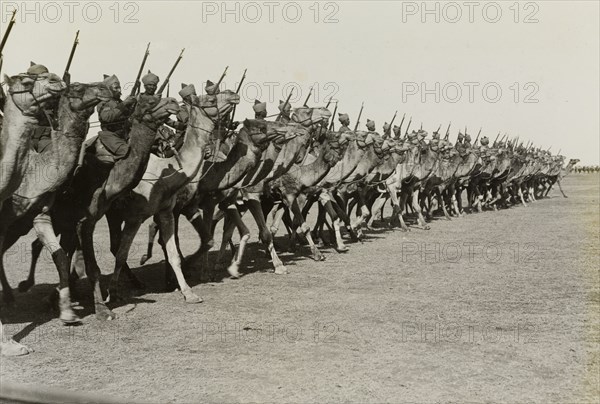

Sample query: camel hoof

[181,288,202,304]
[104,289,122,304]
[95,303,116,321]
[311,252,325,261]
[400,227,411,233]
[227,263,241,279]
[60,310,81,325]
[274,265,288,275]
[18,279,34,293]
[1,340,33,357]
[335,246,349,253]
[139,254,150,266]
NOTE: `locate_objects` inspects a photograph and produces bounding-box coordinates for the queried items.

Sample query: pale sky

[1,0,598,164]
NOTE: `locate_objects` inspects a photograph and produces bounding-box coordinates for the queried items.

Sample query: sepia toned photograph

[0,1,598,403]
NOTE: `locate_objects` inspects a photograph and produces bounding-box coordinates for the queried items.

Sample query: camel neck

[0,96,37,200]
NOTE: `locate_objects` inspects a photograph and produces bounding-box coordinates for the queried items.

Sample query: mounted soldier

[276,99,292,124]
[253,99,267,120]
[366,119,376,132]
[338,113,351,133]
[94,74,137,163]
[154,83,195,158]
[382,122,391,138]
[139,70,159,101]
[26,62,59,154]
[464,133,472,147]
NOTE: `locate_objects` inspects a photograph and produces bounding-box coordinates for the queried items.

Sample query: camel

[0,82,112,326]
[16,93,183,321]
[539,158,579,198]
[302,132,375,246]
[202,107,331,278]
[0,72,66,357]
[259,129,344,262]
[0,73,66,203]
[139,117,291,283]
[380,135,440,231]
[139,106,329,281]
[79,90,240,320]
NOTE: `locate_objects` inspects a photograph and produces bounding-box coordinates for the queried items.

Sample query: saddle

[85,131,130,166]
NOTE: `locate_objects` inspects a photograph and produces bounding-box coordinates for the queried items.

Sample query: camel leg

[368,194,386,228]
[439,191,452,220]
[291,195,324,261]
[32,213,79,323]
[106,210,144,290]
[557,179,568,198]
[395,186,410,231]
[246,199,287,275]
[412,188,430,230]
[215,209,237,273]
[224,207,250,279]
[518,187,528,207]
[0,320,32,356]
[154,211,202,303]
[0,233,14,305]
[77,218,114,320]
[18,238,44,293]
[322,201,348,253]
[140,221,158,265]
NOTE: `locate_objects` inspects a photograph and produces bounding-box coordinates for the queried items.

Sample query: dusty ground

[1,174,598,403]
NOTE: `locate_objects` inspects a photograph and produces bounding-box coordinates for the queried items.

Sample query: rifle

[0,10,16,57]
[325,97,333,109]
[276,89,294,121]
[389,110,398,128]
[214,65,228,91]
[493,131,501,146]
[353,102,364,132]
[63,30,79,85]
[445,122,451,137]
[404,117,412,139]
[130,42,150,96]
[157,48,185,95]
[227,68,247,129]
[328,101,338,131]
[397,113,406,136]
[473,128,481,145]
[304,86,313,106]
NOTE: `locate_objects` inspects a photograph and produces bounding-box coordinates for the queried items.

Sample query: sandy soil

[1,174,598,403]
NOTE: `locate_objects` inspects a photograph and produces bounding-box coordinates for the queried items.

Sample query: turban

[480,136,490,146]
[253,99,267,113]
[383,122,391,132]
[338,113,349,121]
[142,70,159,86]
[27,61,49,75]
[179,83,196,99]
[366,119,376,131]
[457,132,465,140]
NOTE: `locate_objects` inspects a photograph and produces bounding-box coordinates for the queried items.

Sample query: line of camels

[0,68,579,356]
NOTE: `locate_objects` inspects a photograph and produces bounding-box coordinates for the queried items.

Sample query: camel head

[66,82,113,114]
[569,158,580,166]
[134,95,181,130]
[291,106,332,129]
[212,90,240,119]
[321,130,344,166]
[241,119,288,150]
[4,72,66,116]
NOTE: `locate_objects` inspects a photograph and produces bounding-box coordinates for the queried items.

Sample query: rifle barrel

[353,102,364,132]
[276,89,294,121]
[304,86,313,106]
[158,48,185,95]
[0,10,16,54]
[131,42,150,96]
[329,101,338,130]
[63,30,80,81]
